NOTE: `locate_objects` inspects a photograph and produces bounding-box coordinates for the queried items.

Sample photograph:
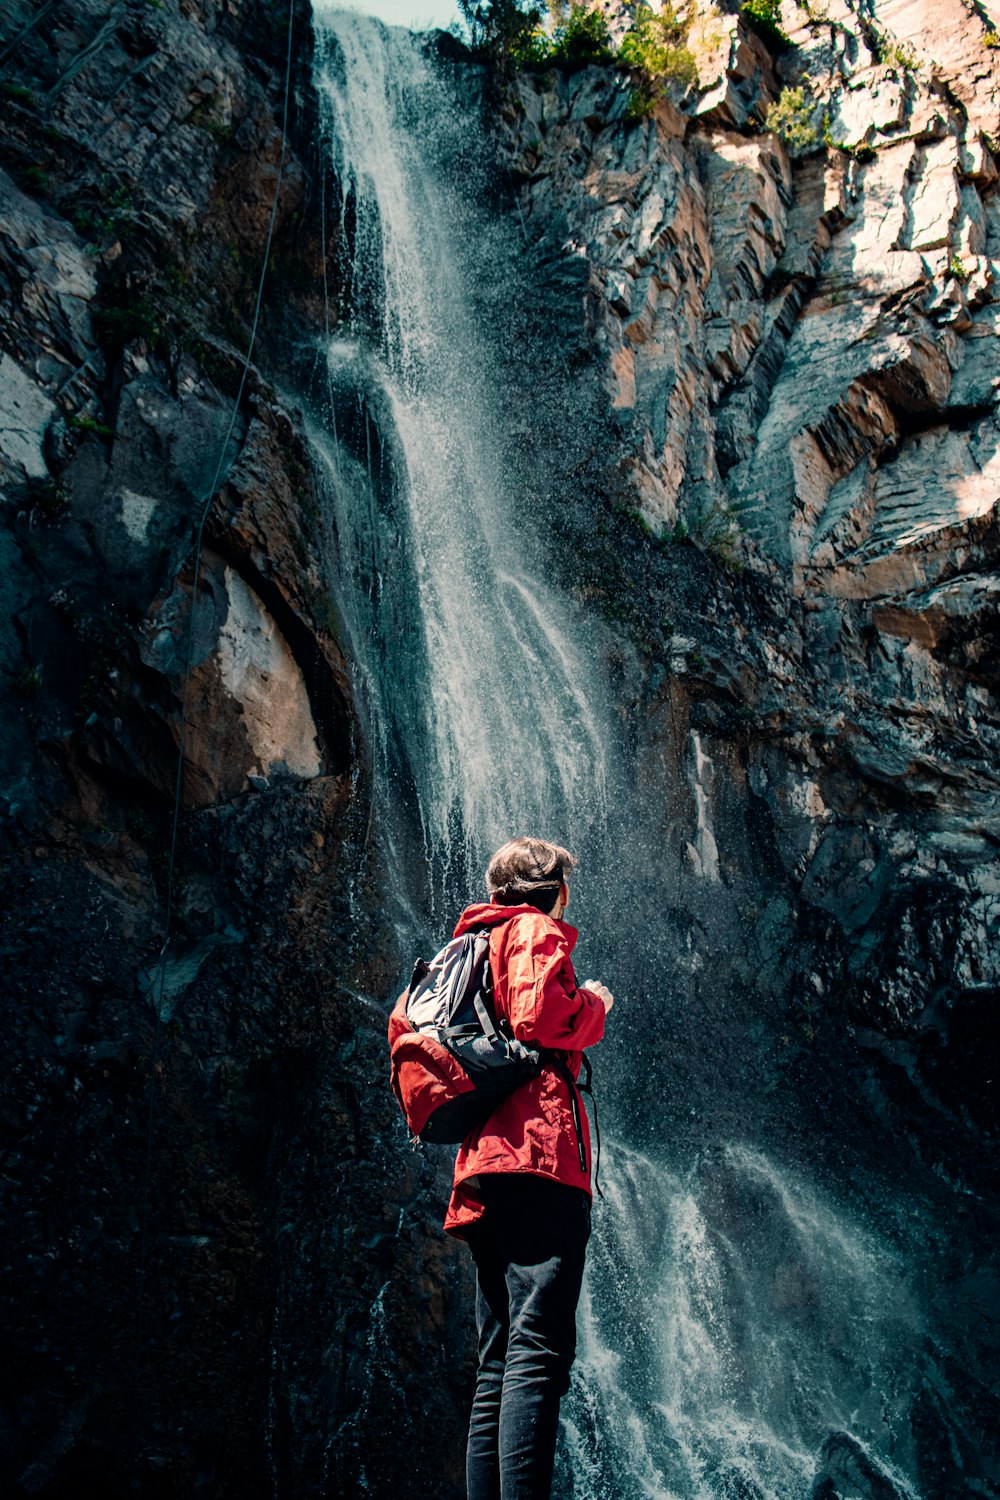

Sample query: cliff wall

[1,2,470,1494]
[499,0,1000,1144]
[493,12,1000,1488]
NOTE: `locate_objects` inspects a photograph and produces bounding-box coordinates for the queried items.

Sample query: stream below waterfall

[305,8,995,1497]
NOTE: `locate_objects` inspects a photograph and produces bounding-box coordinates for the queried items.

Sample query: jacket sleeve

[500,916,606,1052]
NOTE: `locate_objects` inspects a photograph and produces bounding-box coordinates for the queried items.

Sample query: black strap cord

[549,1052,602,1199]
[472,988,502,1047]
[576,1053,602,1199]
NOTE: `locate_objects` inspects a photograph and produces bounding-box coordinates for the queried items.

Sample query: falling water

[310,6,614,899]
[304,13,965,1500]
[560,1145,924,1500]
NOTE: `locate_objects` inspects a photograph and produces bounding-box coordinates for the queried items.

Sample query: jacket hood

[453,902,578,950]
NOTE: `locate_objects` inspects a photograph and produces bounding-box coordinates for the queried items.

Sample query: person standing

[444,837,614,1500]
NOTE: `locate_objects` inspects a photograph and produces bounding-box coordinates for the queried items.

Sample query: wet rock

[0,352,56,484]
[0,168,100,399]
[136,546,321,806]
[812,1430,913,1499]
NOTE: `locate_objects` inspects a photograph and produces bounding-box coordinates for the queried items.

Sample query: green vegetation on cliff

[764,86,819,152]
[458,0,698,104]
[739,0,790,48]
[619,4,698,115]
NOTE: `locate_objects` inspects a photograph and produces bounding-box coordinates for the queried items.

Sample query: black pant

[465,1175,591,1500]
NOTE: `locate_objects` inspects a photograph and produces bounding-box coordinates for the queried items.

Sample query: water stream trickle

[561,1144,924,1499]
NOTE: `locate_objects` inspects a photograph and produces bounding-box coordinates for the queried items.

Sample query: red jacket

[442,901,606,1238]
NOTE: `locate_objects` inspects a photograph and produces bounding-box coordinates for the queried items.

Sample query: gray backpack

[393,927,543,1143]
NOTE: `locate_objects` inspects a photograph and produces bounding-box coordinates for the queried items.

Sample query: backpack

[388,926,543,1144]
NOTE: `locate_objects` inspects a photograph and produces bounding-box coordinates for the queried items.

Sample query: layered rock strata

[496,9,1000,1489]
[503,0,1000,1081]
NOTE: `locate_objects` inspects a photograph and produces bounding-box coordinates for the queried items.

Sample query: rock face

[502,0,1000,1079]
[812,1430,914,1499]
[495,6,1000,1492]
[0,1,472,1495]
[2,0,1000,1496]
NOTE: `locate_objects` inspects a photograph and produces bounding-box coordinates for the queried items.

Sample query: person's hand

[584,980,614,1013]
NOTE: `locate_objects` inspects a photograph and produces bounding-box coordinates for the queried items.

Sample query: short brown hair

[485,837,577,909]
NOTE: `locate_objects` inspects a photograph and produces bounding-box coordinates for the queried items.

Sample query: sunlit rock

[216,565,321,785]
[0,353,55,484]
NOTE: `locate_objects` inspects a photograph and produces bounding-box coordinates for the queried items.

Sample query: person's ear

[559,882,569,910]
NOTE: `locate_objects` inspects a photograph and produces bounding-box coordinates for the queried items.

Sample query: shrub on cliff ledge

[463,0,697,98]
[458,0,545,69]
[740,0,791,48]
[461,0,614,71]
[765,86,819,153]
[620,2,698,111]
[546,0,614,68]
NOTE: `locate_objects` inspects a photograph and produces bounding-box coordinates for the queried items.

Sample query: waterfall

[305,13,950,1500]
[310,6,614,900]
[560,1145,923,1500]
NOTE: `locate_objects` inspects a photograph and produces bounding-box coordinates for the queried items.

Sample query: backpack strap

[575,1053,602,1198]
[547,1052,602,1197]
[471,927,502,1044]
[472,988,501,1046]
[473,925,603,1196]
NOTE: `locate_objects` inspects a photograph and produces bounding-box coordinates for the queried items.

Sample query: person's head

[485,837,576,917]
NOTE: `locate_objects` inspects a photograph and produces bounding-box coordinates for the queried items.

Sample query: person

[444,836,614,1500]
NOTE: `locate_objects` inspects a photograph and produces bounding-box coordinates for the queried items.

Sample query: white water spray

[563,1144,924,1499]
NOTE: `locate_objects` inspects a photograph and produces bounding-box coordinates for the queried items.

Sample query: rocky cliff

[1,0,998,1496]
[495,6,1000,1490]
[1,1,471,1494]
[498,0,1000,1149]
